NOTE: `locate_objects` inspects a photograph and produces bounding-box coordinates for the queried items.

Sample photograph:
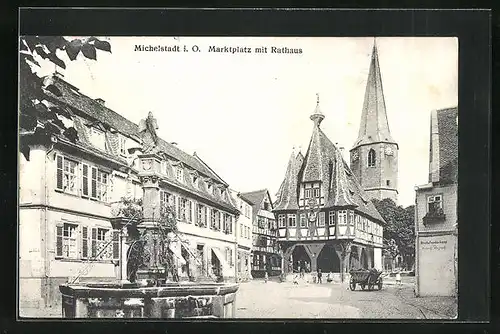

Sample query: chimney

[95,98,105,106]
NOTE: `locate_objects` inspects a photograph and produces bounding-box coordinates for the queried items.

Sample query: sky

[33,37,458,207]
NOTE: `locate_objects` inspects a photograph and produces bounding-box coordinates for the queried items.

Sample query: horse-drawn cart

[349,269,383,291]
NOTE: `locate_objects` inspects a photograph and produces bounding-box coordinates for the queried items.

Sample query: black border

[5,7,492,334]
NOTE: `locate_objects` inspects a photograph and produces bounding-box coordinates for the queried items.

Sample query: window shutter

[82,226,88,259]
[56,223,63,258]
[82,164,89,197]
[91,227,97,258]
[56,155,63,190]
[112,230,120,261]
[91,167,98,199]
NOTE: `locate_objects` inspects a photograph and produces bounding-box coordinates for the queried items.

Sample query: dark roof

[47,75,227,185]
[274,101,384,223]
[274,151,301,210]
[430,107,458,185]
[43,75,237,213]
[240,189,273,222]
[352,42,396,149]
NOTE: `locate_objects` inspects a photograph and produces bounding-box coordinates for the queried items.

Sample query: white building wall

[373,247,383,270]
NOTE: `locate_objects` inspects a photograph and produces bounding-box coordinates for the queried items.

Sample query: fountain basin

[59,282,239,319]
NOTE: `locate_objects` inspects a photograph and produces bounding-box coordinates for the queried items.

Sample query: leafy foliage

[372,198,415,267]
[19,36,111,159]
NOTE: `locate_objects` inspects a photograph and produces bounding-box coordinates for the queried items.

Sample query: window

[240,223,244,237]
[263,201,270,211]
[319,212,325,227]
[269,219,276,229]
[278,214,286,228]
[56,155,79,195]
[119,135,127,156]
[287,214,296,227]
[386,180,390,186]
[258,217,266,229]
[210,209,221,230]
[305,189,312,199]
[96,170,109,202]
[313,188,320,198]
[427,195,443,214]
[368,149,376,167]
[57,155,110,202]
[329,211,335,226]
[224,214,233,234]
[160,191,172,209]
[92,228,109,258]
[176,167,184,183]
[192,175,198,188]
[58,223,78,259]
[348,211,354,226]
[90,127,106,151]
[56,223,119,261]
[356,215,361,230]
[197,203,207,227]
[177,197,188,221]
[338,210,347,225]
[300,214,306,228]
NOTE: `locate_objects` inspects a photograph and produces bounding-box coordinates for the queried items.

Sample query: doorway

[292,245,311,272]
[317,243,340,273]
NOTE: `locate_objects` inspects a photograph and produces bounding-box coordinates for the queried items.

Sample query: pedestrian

[300,266,305,279]
[317,269,323,284]
[395,270,402,285]
[264,271,268,283]
[297,264,301,276]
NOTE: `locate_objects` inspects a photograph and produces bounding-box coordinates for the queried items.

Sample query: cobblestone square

[235,279,457,319]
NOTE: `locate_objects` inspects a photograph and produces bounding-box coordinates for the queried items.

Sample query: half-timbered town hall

[273,43,392,281]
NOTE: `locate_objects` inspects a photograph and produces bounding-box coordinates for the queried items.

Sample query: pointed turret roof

[275,98,385,222]
[274,149,301,210]
[353,40,396,148]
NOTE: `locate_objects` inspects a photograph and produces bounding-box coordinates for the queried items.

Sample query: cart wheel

[349,281,356,291]
[361,284,366,290]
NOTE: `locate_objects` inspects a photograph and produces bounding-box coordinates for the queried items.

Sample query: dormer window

[368,149,376,167]
[176,167,183,183]
[192,175,198,188]
[90,127,106,151]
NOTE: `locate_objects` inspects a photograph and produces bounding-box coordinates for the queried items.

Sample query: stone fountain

[59,113,239,318]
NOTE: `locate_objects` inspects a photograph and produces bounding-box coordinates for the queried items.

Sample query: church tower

[349,40,399,203]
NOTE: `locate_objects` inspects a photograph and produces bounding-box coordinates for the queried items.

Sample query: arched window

[368,149,376,167]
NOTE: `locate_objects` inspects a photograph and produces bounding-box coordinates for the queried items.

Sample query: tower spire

[310,93,325,127]
[353,39,395,147]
